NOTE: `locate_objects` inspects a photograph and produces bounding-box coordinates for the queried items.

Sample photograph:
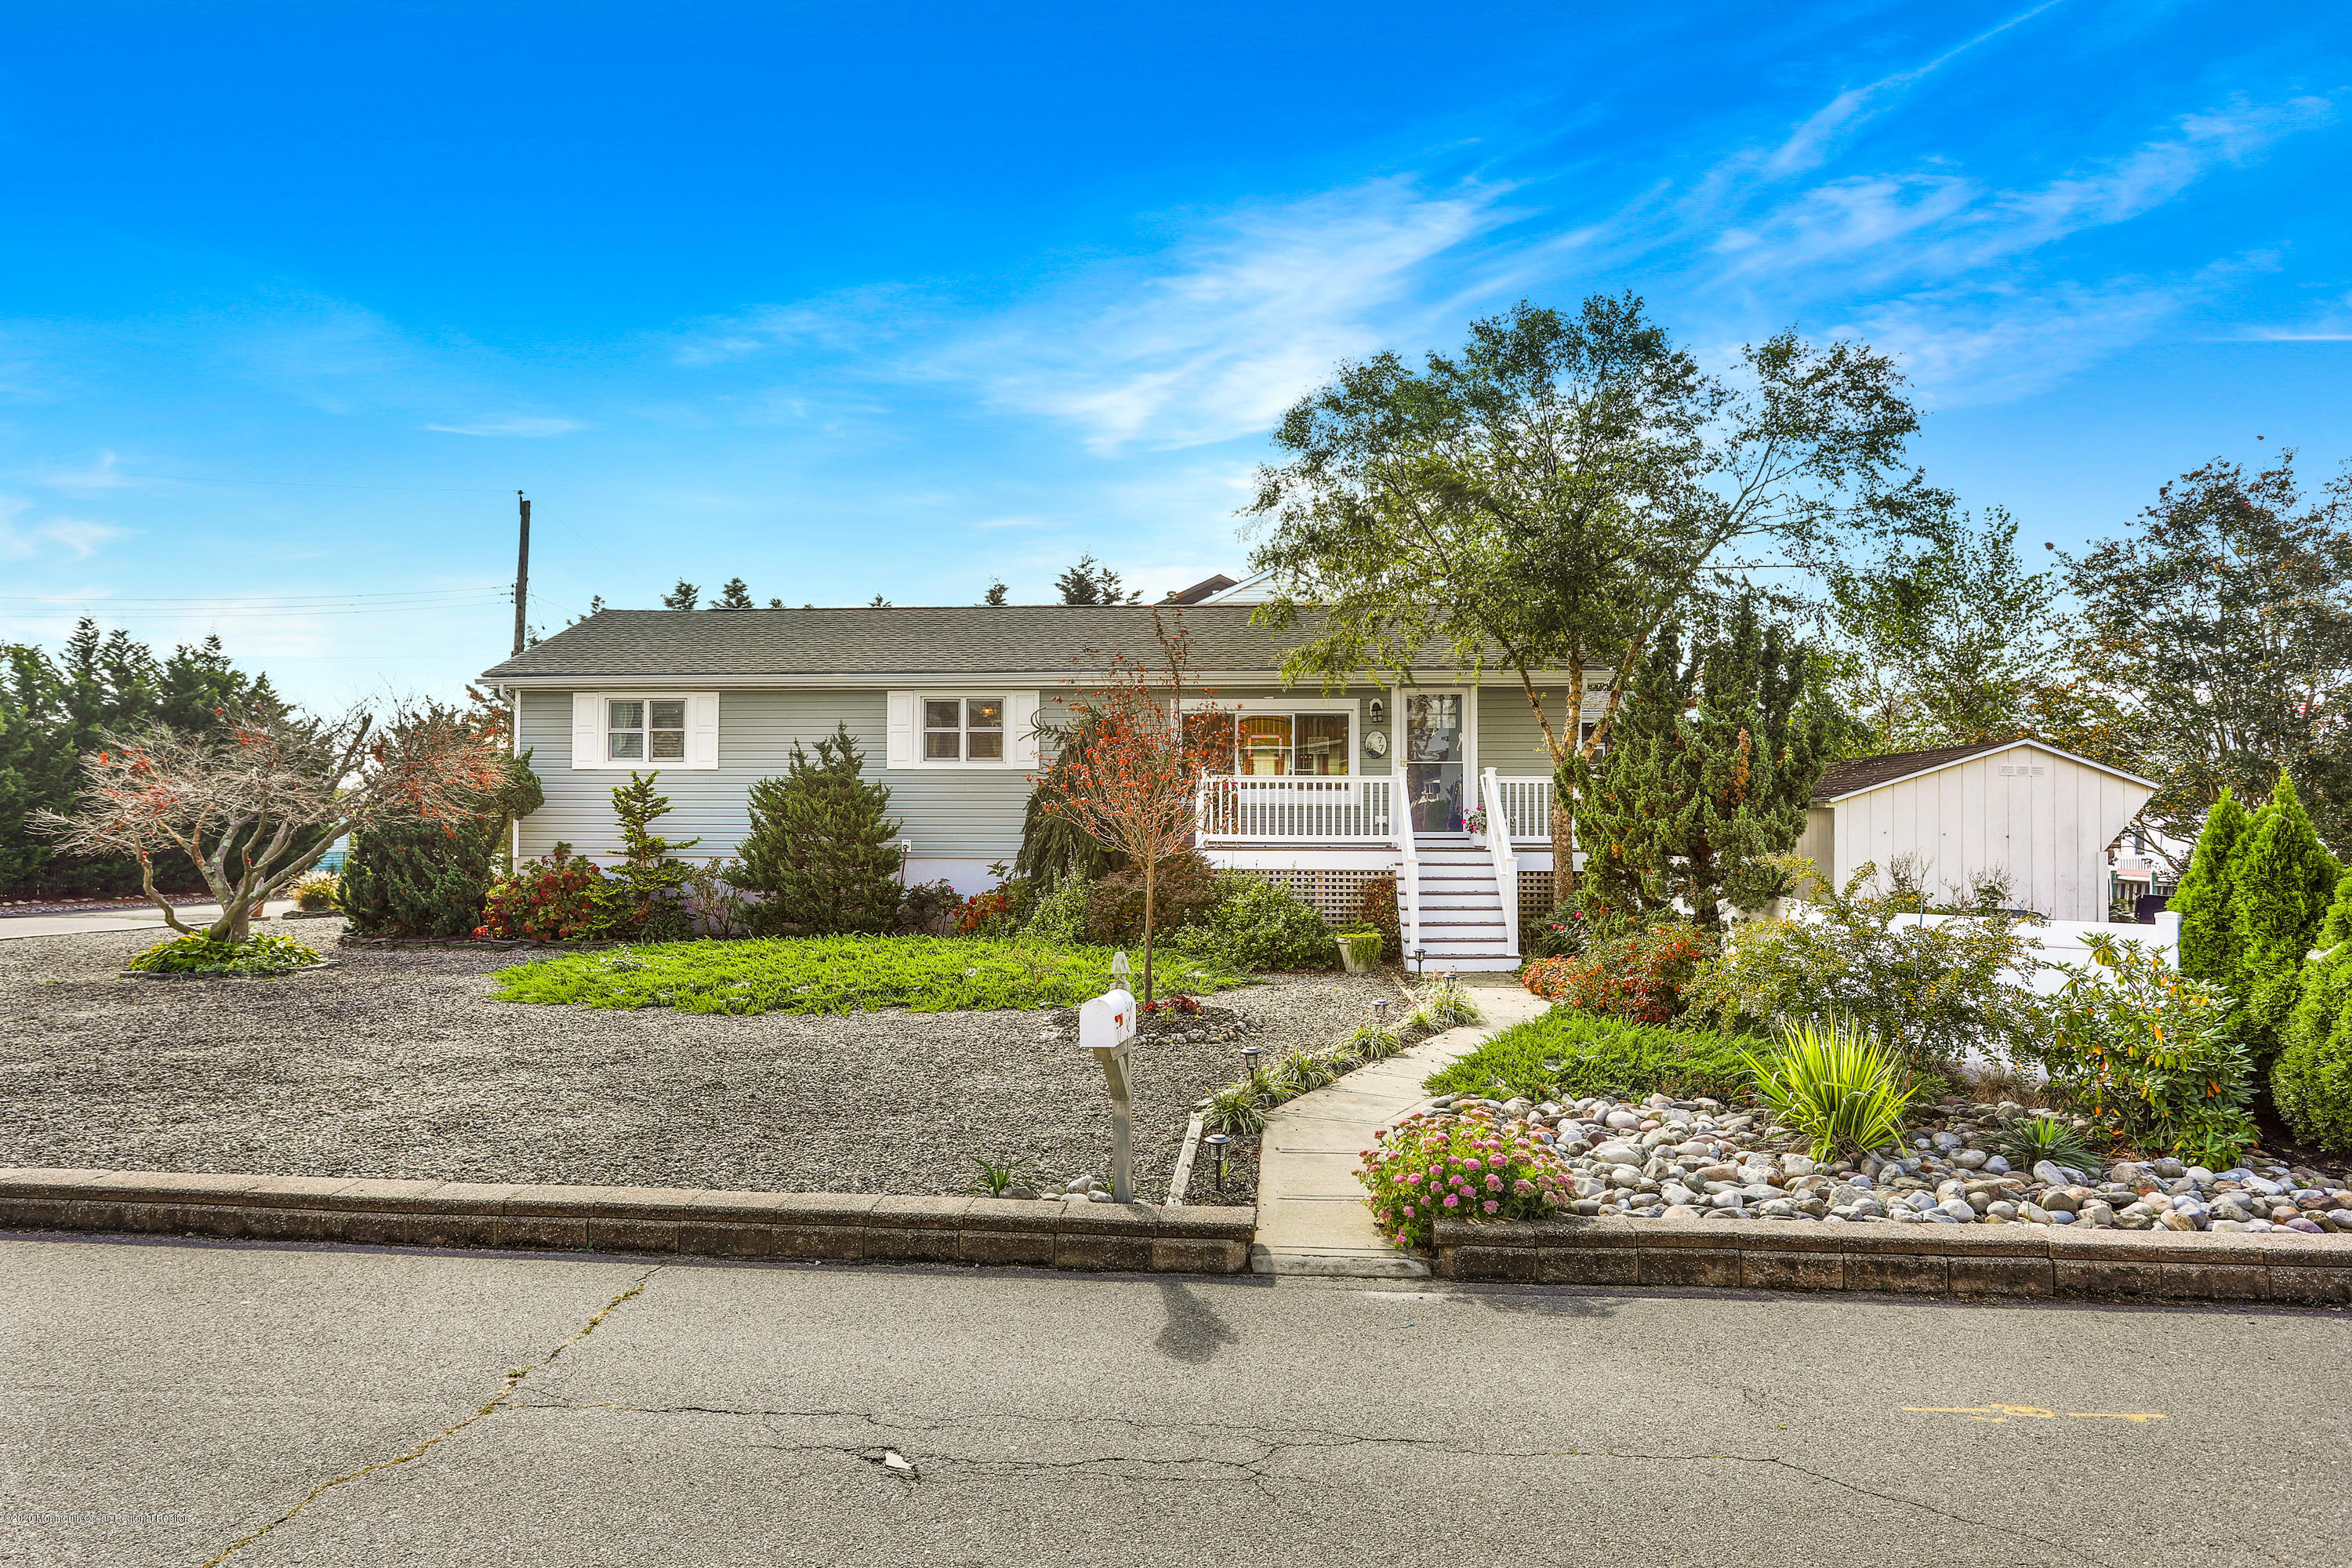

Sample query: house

[478,604,1602,970]
[1795,739,2158,921]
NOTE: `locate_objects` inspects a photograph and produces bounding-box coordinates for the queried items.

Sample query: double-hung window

[924,698,1004,761]
[608,699,687,762]
[571,691,720,770]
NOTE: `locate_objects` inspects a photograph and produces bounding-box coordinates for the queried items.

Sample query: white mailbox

[1079,987,1137,1051]
[1077,985,1138,1202]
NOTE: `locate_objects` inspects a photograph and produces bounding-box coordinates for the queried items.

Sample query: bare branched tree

[35,700,509,943]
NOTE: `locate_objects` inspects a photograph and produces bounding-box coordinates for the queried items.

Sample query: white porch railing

[1479,768,1520,958]
[1196,775,1395,842]
[1491,775,1552,841]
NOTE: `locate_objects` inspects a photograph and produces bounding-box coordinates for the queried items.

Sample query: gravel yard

[0,920,1405,1201]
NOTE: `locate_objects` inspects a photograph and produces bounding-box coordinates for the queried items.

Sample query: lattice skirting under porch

[1518,869,1555,932]
[1230,866,1388,924]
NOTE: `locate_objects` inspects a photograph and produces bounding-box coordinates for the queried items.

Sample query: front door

[1403,691,1468,833]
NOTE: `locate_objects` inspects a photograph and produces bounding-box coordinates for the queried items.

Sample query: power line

[0,586,511,608]
[57,470,517,495]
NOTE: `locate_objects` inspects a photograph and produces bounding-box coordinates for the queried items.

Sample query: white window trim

[886,691,1040,768]
[571,691,720,770]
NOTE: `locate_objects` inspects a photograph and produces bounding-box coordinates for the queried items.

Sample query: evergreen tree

[1568,601,1833,928]
[662,579,701,611]
[735,723,903,934]
[602,769,701,938]
[1054,555,1139,605]
[339,710,544,938]
[2172,788,2250,988]
[712,578,756,609]
[2228,771,2342,1071]
[982,579,1010,605]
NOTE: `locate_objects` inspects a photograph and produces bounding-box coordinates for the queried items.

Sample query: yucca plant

[1994,1113,2105,1172]
[1743,1017,1922,1162]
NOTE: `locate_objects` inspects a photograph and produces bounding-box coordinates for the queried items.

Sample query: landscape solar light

[1205,1132,1230,1191]
[1242,1044,1261,1082]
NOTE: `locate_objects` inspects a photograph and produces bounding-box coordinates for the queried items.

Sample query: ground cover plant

[1425,1008,1755,1105]
[491,935,1239,1015]
[125,931,323,975]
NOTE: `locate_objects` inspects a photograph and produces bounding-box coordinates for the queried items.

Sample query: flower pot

[1336,932,1381,974]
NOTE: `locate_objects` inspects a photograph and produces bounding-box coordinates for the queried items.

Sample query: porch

[1194,771,1556,971]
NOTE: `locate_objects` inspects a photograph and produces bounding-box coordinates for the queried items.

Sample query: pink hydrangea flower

[1485,1174,1503,1192]
[1443,1194,1460,1208]
[1483,1200,1500,1214]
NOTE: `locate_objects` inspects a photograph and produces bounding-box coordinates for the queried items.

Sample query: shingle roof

[478,604,1327,681]
[1813,739,2156,801]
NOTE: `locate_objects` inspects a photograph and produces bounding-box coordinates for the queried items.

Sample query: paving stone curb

[1432,1215,2352,1301]
[0,1167,1253,1275]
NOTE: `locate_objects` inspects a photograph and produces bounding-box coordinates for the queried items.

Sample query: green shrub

[1356,873,1402,962]
[2227,771,2341,1073]
[339,743,543,938]
[126,931,322,975]
[1425,1009,1755,1103]
[2273,1027,2352,1156]
[1520,920,1712,1023]
[1020,873,1091,946]
[1171,871,1334,972]
[735,723,903,935]
[1743,1018,1921,1162]
[2172,787,2249,989]
[478,844,611,941]
[2017,931,2254,1166]
[492,934,1239,1014]
[1683,854,2047,1069]
[1520,899,1594,961]
[1083,851,1216,946]
[290,873,339,912]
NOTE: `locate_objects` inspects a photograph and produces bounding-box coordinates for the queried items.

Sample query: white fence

[1196,775,1395,842]
[1780,906,2182,995]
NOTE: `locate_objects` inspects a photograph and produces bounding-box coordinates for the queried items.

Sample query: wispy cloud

[423,416,586,437]
[928,176,1515,451]
[0,496,128,560]
[27,450,147,495]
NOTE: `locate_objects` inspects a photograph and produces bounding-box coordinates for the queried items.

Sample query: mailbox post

[1077,981,1138,1202]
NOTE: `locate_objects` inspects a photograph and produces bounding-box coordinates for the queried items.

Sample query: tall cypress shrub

[736,723,903,934]
[2171,788,2250,989]
[1570,601,1833,928]
[2228,771,2341,1072]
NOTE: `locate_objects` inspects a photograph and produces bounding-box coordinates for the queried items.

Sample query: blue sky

[2,1,2347,708]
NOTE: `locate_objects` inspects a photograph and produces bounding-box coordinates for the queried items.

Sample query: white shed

[1795,740,2156,921]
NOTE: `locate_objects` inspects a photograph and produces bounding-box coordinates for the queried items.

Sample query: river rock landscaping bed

[0,920,1398,1200]
[1425,1090,2352,1232]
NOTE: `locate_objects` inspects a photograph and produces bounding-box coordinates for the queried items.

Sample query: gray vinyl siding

[1470,684,1570,778]
[517,688,1035,863]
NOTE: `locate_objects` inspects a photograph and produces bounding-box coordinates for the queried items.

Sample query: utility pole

[511,491,531,655]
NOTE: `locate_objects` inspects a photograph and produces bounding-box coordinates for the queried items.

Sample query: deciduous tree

[1246,294,1936,891]
[1037,611,1225,1004]
[38,698,510,942]
[2060,452,2352,864]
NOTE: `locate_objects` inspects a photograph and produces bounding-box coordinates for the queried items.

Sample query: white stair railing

[1393,773,1420,957]
[1481,767,1519,958]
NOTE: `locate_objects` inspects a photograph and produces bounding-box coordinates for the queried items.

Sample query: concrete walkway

[1251,971,1552,1277]
[0,900,298,942]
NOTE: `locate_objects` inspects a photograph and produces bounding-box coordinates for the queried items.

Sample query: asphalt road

[2,1232,2346,1568]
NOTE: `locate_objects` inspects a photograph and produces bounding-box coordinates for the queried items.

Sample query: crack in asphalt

[500,1396,2109,1559]
[196,1266,664,1567]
